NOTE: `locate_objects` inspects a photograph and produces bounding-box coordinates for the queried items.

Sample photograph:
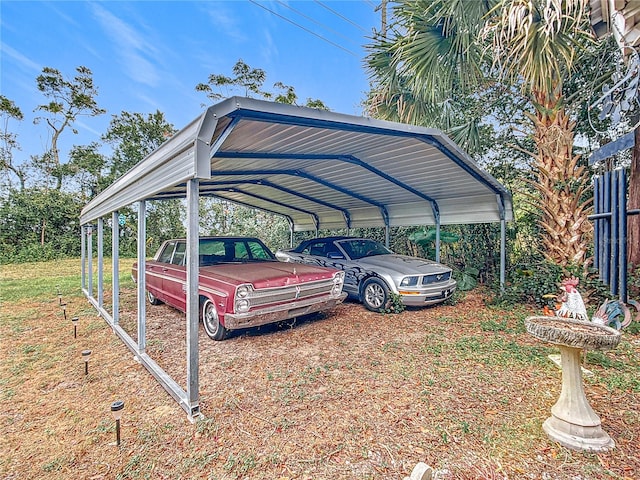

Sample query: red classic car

[132,237,346,340]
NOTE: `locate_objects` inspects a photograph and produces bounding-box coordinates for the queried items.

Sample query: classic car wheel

[202,299,228,341]
[147,290,162,305]
[362,278,389,312]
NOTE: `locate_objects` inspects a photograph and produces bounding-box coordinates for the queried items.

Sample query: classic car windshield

[155,238,278,266]
[338,239,392,260]
[198,238,275,265]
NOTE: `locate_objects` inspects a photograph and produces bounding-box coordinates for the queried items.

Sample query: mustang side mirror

[327,252,345,260]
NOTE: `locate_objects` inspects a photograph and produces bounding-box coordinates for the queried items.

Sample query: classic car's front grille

[421,272,451,285]
[248,279,336,307]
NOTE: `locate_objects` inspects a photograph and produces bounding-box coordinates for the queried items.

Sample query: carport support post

[112,211,120,325]
[87,225,93,298]
[500,217,506,293]
[497,194,506,293]
[432,205,441,263]
[435,223,441,263]
[81,225,86,291]
[185,179,200,418]
[137,201,147,353]
[97,217,104,309]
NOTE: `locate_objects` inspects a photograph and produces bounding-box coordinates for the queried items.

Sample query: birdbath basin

[525,316,621,452]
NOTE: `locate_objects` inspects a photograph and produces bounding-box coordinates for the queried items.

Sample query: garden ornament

[554,276,588,321]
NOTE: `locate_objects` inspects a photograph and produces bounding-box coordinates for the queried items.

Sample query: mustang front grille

[421,272,451,285]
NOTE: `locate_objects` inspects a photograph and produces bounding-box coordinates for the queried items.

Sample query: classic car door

[145,240,176,303]
[160,240,187,311]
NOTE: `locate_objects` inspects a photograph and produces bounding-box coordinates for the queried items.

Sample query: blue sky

[1,0,380,165]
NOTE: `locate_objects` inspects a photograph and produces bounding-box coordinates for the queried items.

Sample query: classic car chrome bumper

[223,292,347,330]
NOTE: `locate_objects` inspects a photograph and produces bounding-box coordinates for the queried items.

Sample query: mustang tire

[361,278,389,313]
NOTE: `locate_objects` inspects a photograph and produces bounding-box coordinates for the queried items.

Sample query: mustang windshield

[338,239,392,260]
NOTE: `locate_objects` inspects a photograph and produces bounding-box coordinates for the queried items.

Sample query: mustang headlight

[400,276,419,287]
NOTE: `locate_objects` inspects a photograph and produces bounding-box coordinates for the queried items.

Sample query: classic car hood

[201,261,336,288]
[358,254,451,276]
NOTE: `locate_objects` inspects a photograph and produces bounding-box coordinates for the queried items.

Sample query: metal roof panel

[81,96,513,228]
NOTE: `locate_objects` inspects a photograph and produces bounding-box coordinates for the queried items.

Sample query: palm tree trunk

[529,104,592,268]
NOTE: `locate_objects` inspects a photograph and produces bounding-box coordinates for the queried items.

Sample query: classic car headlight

[332,272,345,295]
[236,284,252,298]
[235,298,250,313]
[400,276,419,287]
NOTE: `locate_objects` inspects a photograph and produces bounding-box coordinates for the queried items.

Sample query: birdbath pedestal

[525,316,621,452]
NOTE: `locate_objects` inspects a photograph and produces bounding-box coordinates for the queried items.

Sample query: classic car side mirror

[327,252,345,260]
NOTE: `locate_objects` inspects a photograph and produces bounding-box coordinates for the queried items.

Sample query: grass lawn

[1,258,639,479]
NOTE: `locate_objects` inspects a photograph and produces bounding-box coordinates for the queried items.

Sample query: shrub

[491,260,610,309]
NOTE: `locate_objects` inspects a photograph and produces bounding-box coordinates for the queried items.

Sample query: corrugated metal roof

[80,97,513,230]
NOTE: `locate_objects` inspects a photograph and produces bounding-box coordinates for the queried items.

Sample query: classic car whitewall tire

[362,278,389,312]
[147,290,162,305]
[202,299,228,341]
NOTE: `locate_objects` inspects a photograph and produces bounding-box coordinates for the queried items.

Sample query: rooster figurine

[544,276,640,330]
[592,299,635,330]
[554,276,588,322]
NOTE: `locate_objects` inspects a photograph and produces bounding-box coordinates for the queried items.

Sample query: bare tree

[34,66,105,190]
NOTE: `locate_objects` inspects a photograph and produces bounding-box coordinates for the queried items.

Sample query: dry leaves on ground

[1,288,639,480]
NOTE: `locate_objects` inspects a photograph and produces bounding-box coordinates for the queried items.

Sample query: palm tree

[366,0,594,269]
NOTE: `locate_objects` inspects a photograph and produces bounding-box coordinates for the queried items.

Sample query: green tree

[67,143,109,201]
[0,95,27,191]
[102,110,175,177]
[366,0,596,270]
[196,59,329,109]
[146,200,186,254]
[100,111,181,254]
[0,188,82,263]
[34,66,106,190]
[198,198,290,251]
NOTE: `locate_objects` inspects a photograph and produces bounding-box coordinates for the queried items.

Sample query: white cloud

[0,42,42,74]
[258,28,278,65]
[89,3,161,87]
[198,3,247,43]
[74,119,104,139]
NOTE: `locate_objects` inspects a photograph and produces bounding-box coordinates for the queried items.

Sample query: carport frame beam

[81,203,201,422]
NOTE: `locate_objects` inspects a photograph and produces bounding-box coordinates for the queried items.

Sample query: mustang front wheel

[362,278,389,312]
[202,299,228,341]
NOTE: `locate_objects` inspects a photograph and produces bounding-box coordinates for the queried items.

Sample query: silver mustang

[276,237,457,312]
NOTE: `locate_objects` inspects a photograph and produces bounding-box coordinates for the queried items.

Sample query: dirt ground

[1,288,639,480]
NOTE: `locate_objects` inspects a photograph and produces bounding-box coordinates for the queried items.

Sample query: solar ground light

[81,349,92,375]
[110,400,125,446]
[72,317,79,338]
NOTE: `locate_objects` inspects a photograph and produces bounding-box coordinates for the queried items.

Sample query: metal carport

[80,96,513,420]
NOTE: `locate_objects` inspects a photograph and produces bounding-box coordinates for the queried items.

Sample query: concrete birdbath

[525,316,621,452]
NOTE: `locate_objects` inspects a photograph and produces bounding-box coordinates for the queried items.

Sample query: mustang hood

[201,261,336,288]
[359,255,451,276]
